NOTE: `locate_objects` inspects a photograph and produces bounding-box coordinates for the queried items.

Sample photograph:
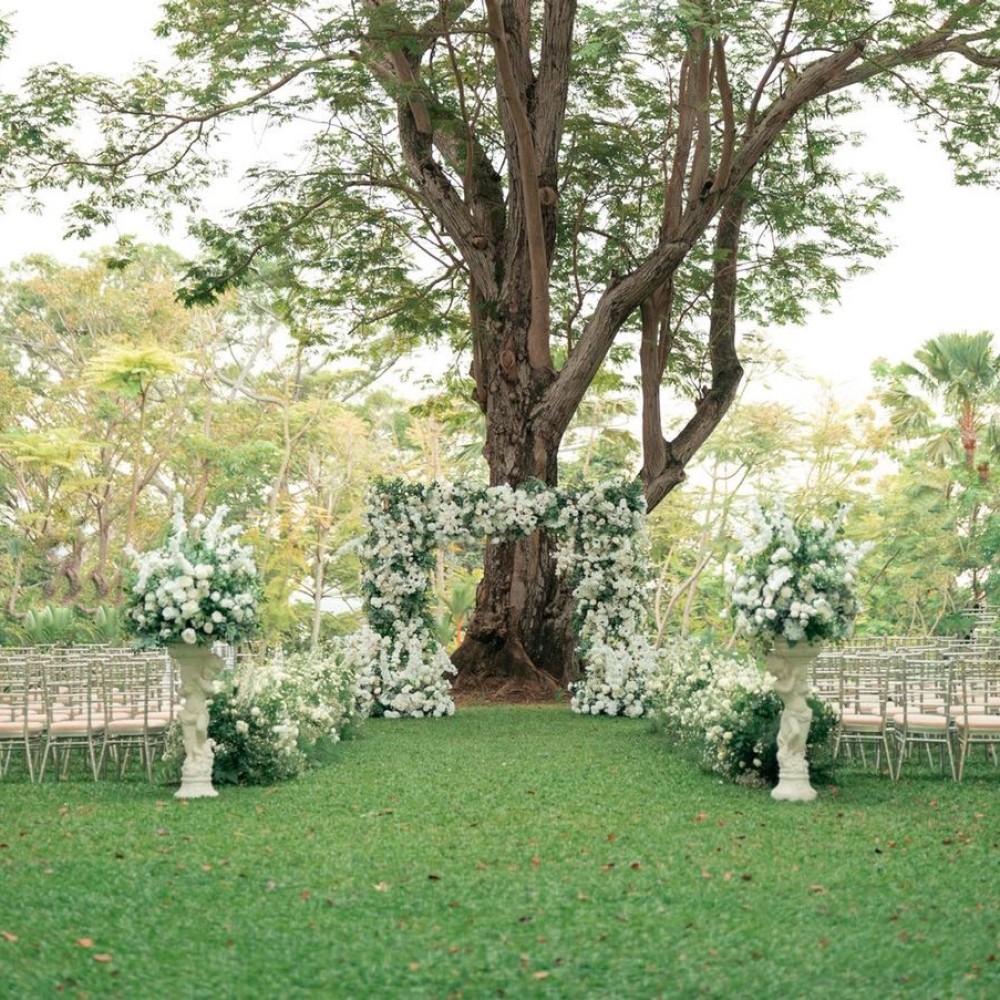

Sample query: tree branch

[643,194,746,511]
[485,0,553,370]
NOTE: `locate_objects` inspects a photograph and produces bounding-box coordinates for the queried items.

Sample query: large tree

[2,1,999,689]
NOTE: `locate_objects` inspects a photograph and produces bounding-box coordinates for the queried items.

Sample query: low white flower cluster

[356,478,654,718]
[647,637,778,782]
[125,499,261,648]
[348,618,457,719]
[251,646,368,743]
[161,643,367,785]
[728,500,868,647]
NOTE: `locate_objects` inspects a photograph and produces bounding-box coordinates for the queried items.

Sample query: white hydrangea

[124,496,261,648]
[727,499,869,647]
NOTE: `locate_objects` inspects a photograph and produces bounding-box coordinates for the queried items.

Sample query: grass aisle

[2,706,998,997]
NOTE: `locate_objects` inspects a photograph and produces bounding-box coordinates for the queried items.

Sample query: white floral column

[357,481,456,718]
[557,482,656,718]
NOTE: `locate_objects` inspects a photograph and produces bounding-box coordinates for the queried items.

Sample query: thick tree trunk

[451,526,576,700]
[451,311,575,700]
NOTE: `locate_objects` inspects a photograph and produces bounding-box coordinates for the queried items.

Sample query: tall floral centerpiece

[729,501,867,801]
[124,500,262,798]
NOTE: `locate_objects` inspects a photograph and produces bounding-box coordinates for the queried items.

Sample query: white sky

[1,1,998,411]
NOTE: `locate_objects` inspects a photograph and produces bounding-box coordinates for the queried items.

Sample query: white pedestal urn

[765,638,821,802]
[168,642,224,800]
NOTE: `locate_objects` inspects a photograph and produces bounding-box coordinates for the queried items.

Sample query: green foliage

[160,645,364,786]
[201,681,305,786]
[869,331,1000,627]
[6,1,988,417]
[20,605,78,645]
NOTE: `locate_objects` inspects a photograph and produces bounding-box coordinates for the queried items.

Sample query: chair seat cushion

[896,712,949,730]
[954,714,1000,732]
[1,719,46,735]
[840,714,885,731]
[48,720,105,734]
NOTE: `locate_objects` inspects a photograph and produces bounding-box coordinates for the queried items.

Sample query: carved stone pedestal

[168,643,224,799]
[765,638,821,802]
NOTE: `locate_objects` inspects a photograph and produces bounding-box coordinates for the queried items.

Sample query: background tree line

[2,247,997,648]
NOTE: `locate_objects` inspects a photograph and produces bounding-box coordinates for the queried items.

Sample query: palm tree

[880,331,1000,475]
[878,331,1000,608]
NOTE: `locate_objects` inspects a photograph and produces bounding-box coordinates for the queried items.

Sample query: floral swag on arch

[352,478,658,719]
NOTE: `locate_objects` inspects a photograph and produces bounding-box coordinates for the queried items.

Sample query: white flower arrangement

[124,498,262,648]
[355,478,654,718]
[728,500,869,647]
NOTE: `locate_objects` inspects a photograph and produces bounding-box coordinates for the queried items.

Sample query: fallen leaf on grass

[75,938,94,948]
[694,812,709,823]
[533,971,550,980]
[1,931,18,943]
[374,881,390,892]
[92,953,113,963]
[809,884,828,895]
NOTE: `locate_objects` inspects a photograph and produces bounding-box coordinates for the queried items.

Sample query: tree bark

[451,299,574,696]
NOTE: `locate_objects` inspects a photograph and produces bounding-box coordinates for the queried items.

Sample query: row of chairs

[813,642,1000,781]
[0,646,178,781]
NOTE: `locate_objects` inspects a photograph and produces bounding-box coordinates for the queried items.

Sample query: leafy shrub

[648,636,837,786]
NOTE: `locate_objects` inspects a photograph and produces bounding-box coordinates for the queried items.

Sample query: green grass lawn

[2,706,998,998]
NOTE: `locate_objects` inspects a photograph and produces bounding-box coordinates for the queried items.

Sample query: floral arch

[351,478,657,719]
